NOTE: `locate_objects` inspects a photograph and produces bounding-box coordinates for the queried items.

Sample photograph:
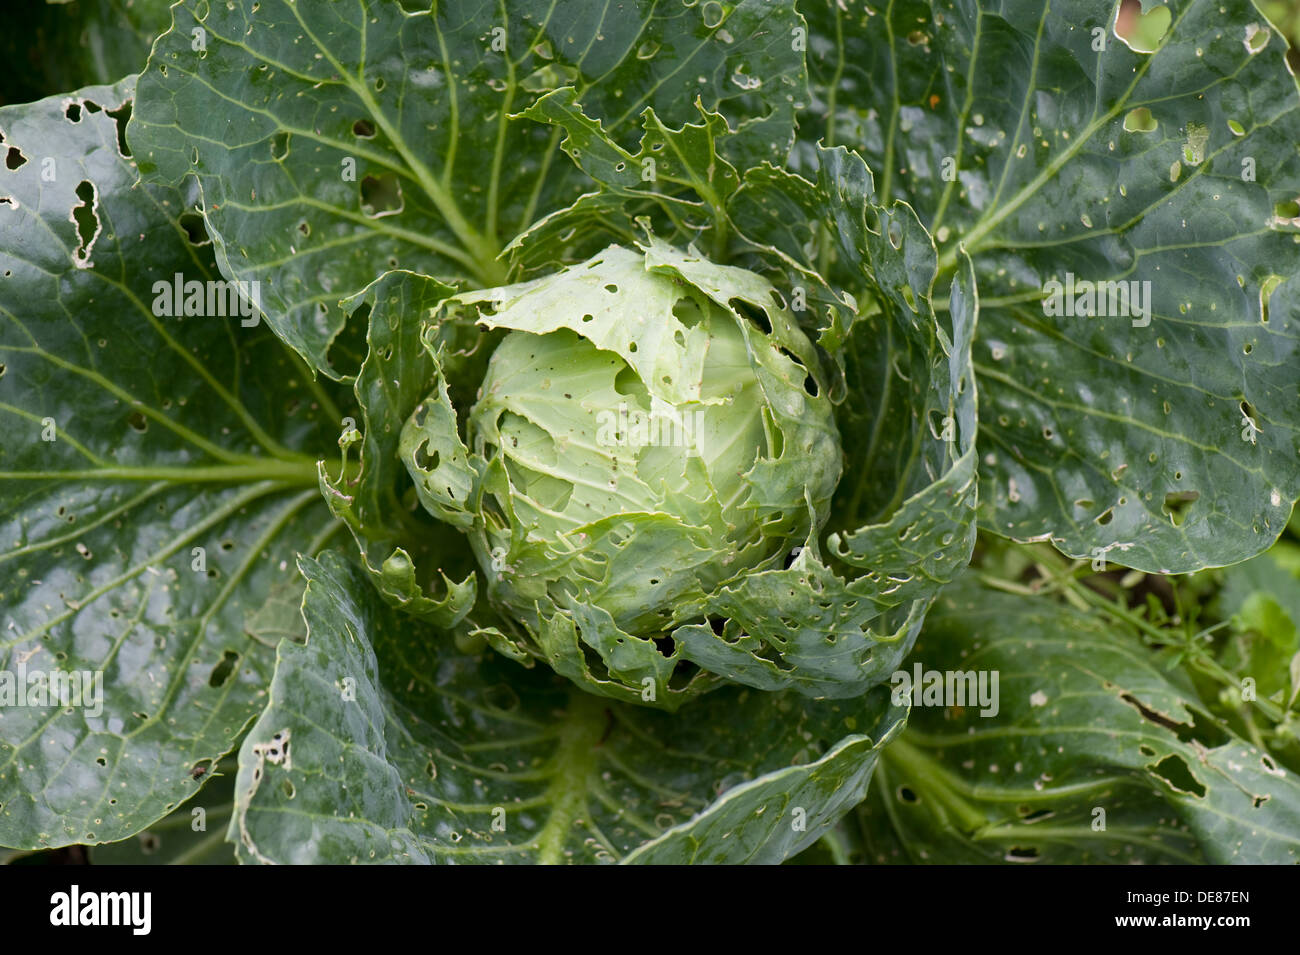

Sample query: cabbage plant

[1,0,1298,867]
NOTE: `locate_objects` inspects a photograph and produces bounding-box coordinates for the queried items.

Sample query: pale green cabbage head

[400,240,842,699]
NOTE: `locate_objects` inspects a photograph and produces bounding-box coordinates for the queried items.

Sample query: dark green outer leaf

[804,0,1300,572]
[128,0,808,378]
[317,269,479,628]
[0,79,336,848]
[228,553,906,864]
[856,578,1300,864]
[692,145,981,696]
[89,764,238,864]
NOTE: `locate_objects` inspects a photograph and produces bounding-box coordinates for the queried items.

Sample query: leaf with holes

[90,761,238,865]
[849,577,1300,864]
[127,0,809,378]
[0,78,342,849]
[228,552,906,864]
[803,0,1300,572]
[334,203,975,703]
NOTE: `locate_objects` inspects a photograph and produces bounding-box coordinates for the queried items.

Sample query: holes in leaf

[1245,22,1270,54]
[886,218,903,249]
[324,301,368,379]
[900,284,918,312]
[127,411,148,433]
[897,786,918,803]
[1227,118,1245,137]
[1159,488,1196,527]
[604,283,619,293]
[282,779,295,798]
[1004,846,1041,863]
[65,102,82,122]
[479,490,509,533]
[1274,199,1300,220]
[360,172,403,218]
[1114,0,1170,54]
[1259,274,1284,324]
[673,297,705,329]
[414,440,440,472]
[614,363,650,407]
[1122,107,1157,133]
[1149,754,1206,797]
[352,118,376,138]
[5,146,26,170]
[1118,692,1229,746]
[581,313,594,323]
[729,297,771,335]
[767,416,785,458]
[270,131,290,161]
[778,346,820,396]
[863,205,881,235]
[627,341,638,353]
[374,76,386,92]
[1240,398,1261,434]
[700,0,726,29]
[1095,507,1114,526]
[298,220,310,237]
[1161,489,1198,526]
[71,180,99,265]
[179,211,209,245]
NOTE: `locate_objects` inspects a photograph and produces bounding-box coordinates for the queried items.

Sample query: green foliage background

[2,0,1299,865]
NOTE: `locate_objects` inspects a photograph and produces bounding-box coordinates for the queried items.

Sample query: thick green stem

[880,736,989,834]
[535,691,607,864]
